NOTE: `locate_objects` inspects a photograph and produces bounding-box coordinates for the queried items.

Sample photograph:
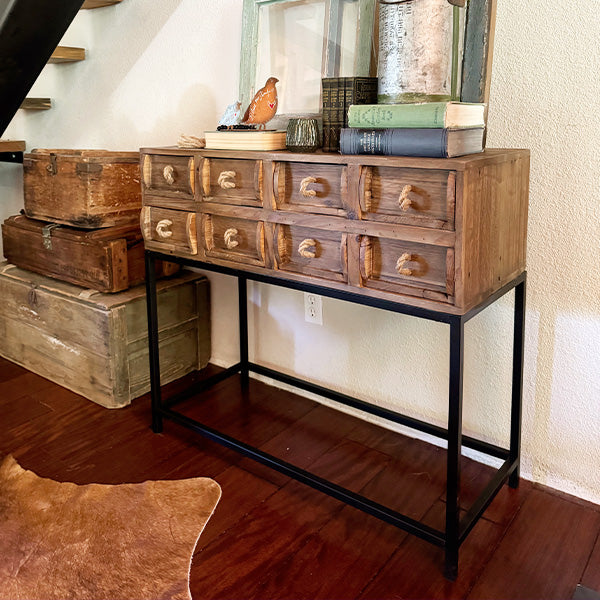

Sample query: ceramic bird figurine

[242,77,279,130]
[218,101,243,129]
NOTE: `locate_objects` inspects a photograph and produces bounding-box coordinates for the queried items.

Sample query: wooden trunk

[23,149,142,228]
[2,214,179,293]
[0,264,211,408]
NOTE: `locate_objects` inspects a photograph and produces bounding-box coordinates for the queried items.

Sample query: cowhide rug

[0,455,221,600]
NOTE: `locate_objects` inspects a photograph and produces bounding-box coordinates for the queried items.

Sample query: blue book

[339,127,485,158]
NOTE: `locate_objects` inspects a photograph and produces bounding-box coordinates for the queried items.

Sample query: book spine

[347,103,448,129]
[344,77,378,128]
[321,78,332,151]
[353,77,379,105]
[330,77,343,151]
[339,128,449,158]
[322,77,341,151]
[343,77,352,129]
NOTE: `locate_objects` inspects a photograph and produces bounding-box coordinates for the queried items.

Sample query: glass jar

[377,0,466,104]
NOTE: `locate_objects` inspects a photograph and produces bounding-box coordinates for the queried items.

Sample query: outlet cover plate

[304,292,323,325]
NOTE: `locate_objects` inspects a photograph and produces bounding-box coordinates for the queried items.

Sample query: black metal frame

[0,151,23,164]
[145,249,526,580]
[0,0,86,137]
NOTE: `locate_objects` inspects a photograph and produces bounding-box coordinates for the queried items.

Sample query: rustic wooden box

[23,149,142,228]
[2,214,178,293]
[0,263,210,408]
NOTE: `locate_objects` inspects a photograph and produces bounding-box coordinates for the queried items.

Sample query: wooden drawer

[142,154,195,199]
[140,147,529,313]
[140,206,197,255]
[200,157,262,207]
[203,214,265,267]
[359,235,454,301]
[273,161,347,216]
[359,167,455,230]
[274,224,347,282]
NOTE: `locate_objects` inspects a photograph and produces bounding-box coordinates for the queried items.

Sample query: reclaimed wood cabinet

[140,148,528,314]
[140,146,529,578]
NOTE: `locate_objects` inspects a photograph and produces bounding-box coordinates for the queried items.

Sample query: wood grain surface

[0,360,597,599]
[2,214,179,292]
[24,150,142,228]
[0,266,210,408]
[142,147,528,314]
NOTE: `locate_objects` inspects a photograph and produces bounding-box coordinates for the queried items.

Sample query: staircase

[0,0,122,160]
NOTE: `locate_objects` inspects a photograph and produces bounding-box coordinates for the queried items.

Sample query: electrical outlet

[304,292,323,325]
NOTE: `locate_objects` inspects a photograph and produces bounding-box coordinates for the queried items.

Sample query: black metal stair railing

[0,0,85,136]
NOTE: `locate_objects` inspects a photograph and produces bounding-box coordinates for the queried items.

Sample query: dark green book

[322,77,378,151]
[321,78,332,151]
[321,77,342,152]
[343,77,378,128]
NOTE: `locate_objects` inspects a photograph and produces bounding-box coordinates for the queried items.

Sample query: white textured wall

[2,0,599,503]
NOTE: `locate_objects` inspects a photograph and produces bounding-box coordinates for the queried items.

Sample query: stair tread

[20,98,52,110]
[81,0,122,8]
[49,46,85,63]
[0,140,26,152]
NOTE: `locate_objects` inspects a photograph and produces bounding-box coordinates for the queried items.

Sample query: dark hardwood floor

[1,356,599,600]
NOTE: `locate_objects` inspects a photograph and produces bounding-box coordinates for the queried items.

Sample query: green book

[347,102,486,129]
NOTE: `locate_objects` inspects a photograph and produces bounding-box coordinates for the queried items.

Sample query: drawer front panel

[200,158,262,206]
[203,214,265,266]
[274,224,347,282]
[274,161,347,215]
[142,154,195,198]
[360,167,455,229]
[359,235,454,300]
[140,206,197,255]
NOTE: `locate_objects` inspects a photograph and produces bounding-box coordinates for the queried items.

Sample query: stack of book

[340,101,486,158]
[204,129,287,151]
[322,77,378,152]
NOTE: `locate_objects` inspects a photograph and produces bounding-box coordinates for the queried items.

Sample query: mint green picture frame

[239,0,377,120]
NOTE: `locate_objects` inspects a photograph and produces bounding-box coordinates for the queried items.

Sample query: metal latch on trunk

[46,153,58,176]
[42,223,62,250]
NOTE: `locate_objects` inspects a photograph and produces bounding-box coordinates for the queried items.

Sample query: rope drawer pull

[398,185,412,210]
[298,238,317,259]
[224,228,239,249]
[163,165,175,185]
[156,219,173,238]
[218,171,236,189]
[300,176,317,197]
[395,252,413,276]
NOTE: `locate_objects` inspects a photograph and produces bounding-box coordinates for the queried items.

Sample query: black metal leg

[142,250,526,580]
[445,316,464,580]
[509,276,526,488]
[145,251,163,433]
[238,275,249,387]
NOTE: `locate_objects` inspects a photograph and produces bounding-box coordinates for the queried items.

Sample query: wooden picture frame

[239,0,377,125]
[461,0,497,105]
[238,0,496,127]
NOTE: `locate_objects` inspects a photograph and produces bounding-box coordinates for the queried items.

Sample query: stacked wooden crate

[0,149,211,408]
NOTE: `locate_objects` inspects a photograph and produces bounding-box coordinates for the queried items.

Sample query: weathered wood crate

[0,263,210,408]
[23,149,142,228]
[2,214,178,293]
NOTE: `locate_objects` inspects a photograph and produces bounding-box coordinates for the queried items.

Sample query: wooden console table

[141,146,529,579]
